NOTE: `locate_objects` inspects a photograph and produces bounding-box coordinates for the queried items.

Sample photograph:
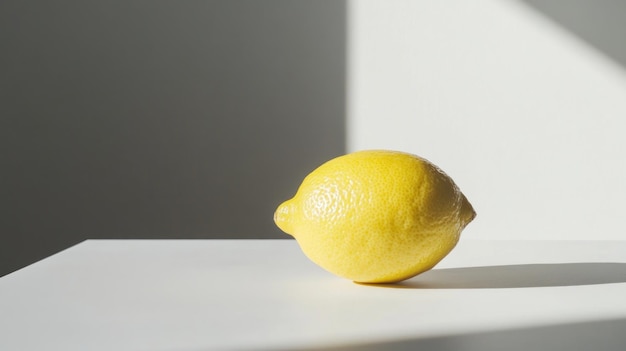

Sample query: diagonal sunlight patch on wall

[346,0,626,240]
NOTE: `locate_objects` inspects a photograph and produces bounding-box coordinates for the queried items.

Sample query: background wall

[0,1,346,277]
[348,0,626,240]
[3,0,625,277]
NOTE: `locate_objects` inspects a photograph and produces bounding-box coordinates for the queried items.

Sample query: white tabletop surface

[1,239,625,351]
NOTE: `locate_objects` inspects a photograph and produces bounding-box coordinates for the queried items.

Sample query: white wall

[347,0,626,240]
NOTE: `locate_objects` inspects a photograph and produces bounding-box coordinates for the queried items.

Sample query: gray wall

[521,0,626,69]
[0,1,346,276]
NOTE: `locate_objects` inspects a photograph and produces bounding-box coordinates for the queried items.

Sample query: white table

[1,239,625,350]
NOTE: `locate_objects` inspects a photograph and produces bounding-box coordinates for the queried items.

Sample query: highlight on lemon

[274,150,475,284]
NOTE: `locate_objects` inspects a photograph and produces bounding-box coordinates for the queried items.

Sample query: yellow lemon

[274,150,475,283]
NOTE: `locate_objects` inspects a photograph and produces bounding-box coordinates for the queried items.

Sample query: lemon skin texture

[274,150,476,284]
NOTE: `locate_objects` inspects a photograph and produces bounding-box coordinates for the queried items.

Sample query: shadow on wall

[0,1,346,276]
[520,0,626,69]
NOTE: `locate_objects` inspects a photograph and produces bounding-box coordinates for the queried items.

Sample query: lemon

[274,150,475,283]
